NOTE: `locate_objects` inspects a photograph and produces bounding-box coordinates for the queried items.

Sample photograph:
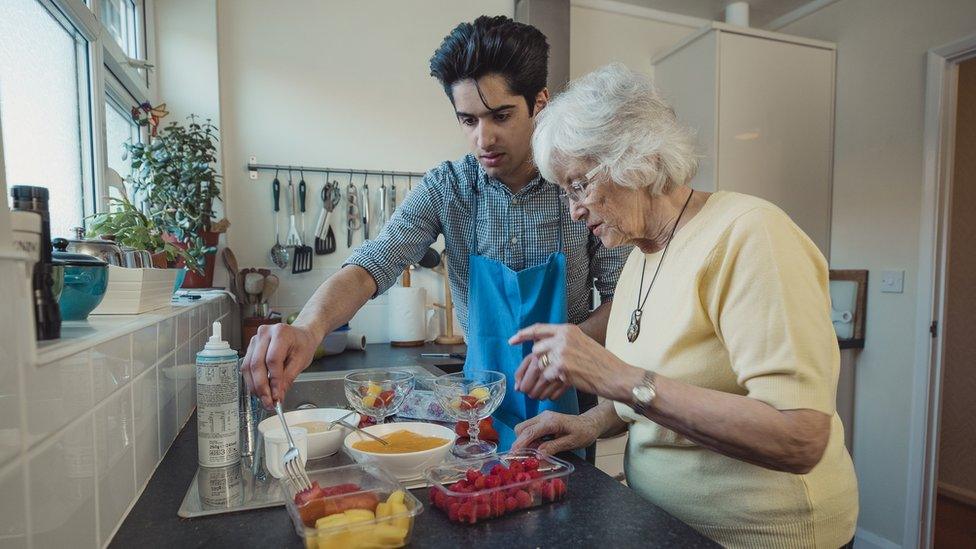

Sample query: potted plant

[85,193,194,269]
[125,112,229,287]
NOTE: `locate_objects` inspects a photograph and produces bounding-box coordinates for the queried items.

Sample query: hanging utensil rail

[248,163,424,179]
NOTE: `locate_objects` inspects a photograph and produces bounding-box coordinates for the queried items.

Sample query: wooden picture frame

[829,269,868,349]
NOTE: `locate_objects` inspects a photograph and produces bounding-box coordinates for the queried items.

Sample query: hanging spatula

[291,178,313,274]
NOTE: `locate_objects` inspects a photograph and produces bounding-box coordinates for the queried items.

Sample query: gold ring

[540,354,550,369]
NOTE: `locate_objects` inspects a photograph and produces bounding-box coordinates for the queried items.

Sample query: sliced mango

[389,501,409,531]
[385,490,405,506]
[469,387,490,401]
[375,502,391,520]
[343,509,376,524]
[372,524,408,546]
[315,513,348,529]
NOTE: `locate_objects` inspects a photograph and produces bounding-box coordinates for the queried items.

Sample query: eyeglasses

[558,164,603,203]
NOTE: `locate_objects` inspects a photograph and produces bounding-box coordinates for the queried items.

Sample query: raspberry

[508,461,524,474]
[485,475,502,489]
[552,478,567,499]
[466,470,481,483]
[505,496,519,512]
[450,481,466,493]
[458,502,476,524]
[490,464,507,476]
[527,469,543,479]
[490,492,507,517]
[476,503,491,519]
[522,457,540,470]
[449,502,461,521]
[515,489,533,508]
[474,476,487,490]
[514,472,532,484]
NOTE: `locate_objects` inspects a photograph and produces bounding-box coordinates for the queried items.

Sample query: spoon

[270,174,290,269]
[338,420,390,446]
[326,410,358,431]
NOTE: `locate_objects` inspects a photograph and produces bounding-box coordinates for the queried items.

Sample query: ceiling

[614,0,817,28]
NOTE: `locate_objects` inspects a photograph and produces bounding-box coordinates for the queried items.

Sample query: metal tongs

[346,173,362,248]
[314,172,340,255]
[361,173,370,240]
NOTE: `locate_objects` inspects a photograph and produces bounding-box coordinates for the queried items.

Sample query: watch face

[633,385,654,404]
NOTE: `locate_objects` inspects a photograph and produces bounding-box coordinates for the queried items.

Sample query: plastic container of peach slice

[424,449,574,524]
[283,462,424,549]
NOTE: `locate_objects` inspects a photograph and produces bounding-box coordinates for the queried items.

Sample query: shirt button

[511,237,518,244]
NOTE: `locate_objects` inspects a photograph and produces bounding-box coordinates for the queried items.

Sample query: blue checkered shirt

[345,154,631,331]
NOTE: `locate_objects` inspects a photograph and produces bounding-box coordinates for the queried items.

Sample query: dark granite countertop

[305,342,468,374]
[111,344,716,548]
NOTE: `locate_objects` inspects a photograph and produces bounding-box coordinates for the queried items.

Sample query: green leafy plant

[124,114,224,272]
[85,194,194,267]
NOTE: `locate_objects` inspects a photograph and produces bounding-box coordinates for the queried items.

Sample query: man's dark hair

[429,15,549,115]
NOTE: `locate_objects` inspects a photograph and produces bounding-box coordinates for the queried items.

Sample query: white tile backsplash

[0,351,23,467]
[0,263,30,467]
[177,311,190,344]
[189,306,201,338]
[132,367,159,489]
[28,416,97,549]
[0,461,28,548]
[92,335,132,402]
[158,317,176,359]
[157,352,179,457]
[94,385,135,546]
[23,351,92,449]
[132,324,158,377]
[8,293,234,548]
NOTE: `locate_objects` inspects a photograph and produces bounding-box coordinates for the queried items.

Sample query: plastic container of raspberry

[424,449,574,524]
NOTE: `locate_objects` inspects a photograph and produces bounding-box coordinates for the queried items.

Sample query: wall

[570,4,698,79]
[213,0,512,342]
[154,0,227,280]
[780,0,976,546]
[938,57,976,504]
[0,294,231,548]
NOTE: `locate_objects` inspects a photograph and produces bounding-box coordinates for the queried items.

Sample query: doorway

[932,56,976,549]
[907,32,976,549]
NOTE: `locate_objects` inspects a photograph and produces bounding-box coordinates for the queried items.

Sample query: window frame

[35,0,156,219]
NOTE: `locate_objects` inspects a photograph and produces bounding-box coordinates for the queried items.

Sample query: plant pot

[165,230,219,288]
[150,251,170,269]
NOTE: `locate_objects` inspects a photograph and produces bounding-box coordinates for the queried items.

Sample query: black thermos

[11,185,61,340]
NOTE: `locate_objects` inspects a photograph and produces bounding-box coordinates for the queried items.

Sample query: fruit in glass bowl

[343,370,415,424]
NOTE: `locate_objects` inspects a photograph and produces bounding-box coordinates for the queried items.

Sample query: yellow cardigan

[607,192,858,548]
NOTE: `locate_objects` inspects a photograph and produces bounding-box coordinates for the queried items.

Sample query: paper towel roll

[389,286,429,346]
[345,332,367,351]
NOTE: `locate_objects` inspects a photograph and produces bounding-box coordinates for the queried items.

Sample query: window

[104,77,143,204]
[0,0,154,236]
[0,0,91,238]
[99,0,139,58]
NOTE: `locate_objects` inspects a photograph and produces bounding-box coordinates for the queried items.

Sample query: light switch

[880,270,904,293]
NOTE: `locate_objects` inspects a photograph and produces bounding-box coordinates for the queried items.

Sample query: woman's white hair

[533,63,698,195]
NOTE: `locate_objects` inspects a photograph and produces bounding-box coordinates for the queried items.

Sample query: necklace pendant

[627,310,642,343]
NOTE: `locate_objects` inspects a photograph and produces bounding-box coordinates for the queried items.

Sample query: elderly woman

[509,63,858,548]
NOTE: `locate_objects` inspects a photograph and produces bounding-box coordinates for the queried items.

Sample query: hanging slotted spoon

[269,172,290,269]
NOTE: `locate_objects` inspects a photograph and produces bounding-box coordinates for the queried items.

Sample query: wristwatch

[631,370,657,415]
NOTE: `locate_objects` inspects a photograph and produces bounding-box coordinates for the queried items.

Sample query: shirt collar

[474,158,550,197]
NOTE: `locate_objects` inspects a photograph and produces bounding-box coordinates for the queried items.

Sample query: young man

[242,16,629,451]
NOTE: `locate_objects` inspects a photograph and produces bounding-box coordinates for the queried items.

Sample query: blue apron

[461,173,580,452]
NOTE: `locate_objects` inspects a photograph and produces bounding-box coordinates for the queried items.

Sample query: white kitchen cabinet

[653,24,836,256]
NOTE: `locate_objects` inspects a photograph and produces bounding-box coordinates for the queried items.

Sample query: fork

[274,401,312,492]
